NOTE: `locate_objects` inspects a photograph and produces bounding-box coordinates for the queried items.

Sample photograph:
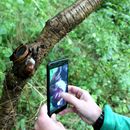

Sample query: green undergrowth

[0,0,130,130]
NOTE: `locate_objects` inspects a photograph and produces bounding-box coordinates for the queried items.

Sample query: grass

[0,0,130,130]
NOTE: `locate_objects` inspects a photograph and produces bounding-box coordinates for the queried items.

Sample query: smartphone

[47,59,68,116]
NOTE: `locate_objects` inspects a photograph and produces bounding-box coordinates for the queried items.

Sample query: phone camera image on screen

[50,64,68,112]
[47,59,68,116]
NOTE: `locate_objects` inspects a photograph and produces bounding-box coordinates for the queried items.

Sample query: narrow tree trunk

[0,0,102,129]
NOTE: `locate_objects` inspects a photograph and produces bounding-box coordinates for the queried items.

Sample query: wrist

[92,110,104,130]
[92,106,102,125]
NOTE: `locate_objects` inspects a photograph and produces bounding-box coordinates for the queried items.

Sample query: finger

[57,122,65,128]
[34,122,40,130]
[37,104,51,122]
[51,114,57,122]
[39,104,47,117]
[60,92,79,107]
[59,108,74,115]
[68,85,83,97]
[68,85,82,93]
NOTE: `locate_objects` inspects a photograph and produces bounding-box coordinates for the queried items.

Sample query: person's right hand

[60,85,102,125]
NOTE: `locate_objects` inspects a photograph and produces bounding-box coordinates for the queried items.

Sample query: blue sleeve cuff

[101,105,130,130]
[100,105,115,130]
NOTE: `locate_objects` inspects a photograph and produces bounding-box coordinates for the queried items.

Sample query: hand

[35,104,66,130]
[60,85,102,125]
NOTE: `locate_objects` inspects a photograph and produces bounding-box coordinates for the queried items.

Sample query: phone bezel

[47,59,68,116]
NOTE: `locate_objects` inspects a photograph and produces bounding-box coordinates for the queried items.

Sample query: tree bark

[0,0,102,129]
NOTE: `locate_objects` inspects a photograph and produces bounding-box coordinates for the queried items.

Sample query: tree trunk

[0,0,102,129]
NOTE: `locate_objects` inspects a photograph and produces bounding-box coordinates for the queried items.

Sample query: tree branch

[0,0,102,129]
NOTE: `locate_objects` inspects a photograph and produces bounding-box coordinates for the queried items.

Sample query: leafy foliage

[0,0,130,130]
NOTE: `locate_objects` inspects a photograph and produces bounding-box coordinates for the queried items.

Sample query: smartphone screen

[47,59,68,116]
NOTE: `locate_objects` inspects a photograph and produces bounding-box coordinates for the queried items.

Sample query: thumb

[51,114,57,122]
[61,92,79,107]
[39,104,48,117]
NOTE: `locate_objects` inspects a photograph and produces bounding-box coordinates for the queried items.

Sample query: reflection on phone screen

[49,64,68,113]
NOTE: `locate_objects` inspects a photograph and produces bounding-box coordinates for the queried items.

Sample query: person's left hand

[34,104,66,130]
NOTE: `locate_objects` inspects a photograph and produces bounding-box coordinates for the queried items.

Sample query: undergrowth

[0,0,130,130]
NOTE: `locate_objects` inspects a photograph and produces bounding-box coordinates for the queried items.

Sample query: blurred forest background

[0,0,130,130]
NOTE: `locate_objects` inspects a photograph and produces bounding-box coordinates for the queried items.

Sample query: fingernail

[60,92,65,97]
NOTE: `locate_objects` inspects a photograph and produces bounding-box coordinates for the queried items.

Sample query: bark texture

[35,0,102,66]
[0,0,102,129]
